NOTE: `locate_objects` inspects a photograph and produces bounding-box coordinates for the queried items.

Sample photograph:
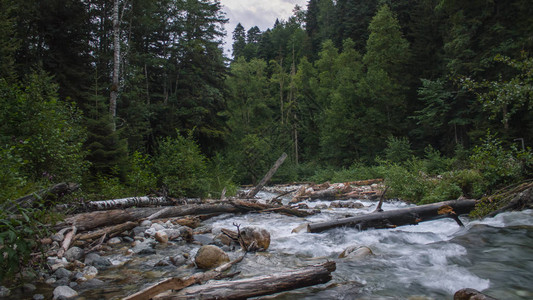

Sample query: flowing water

[21,191,533,299]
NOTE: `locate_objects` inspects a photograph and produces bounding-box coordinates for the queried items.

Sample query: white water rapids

[203,191,533,299]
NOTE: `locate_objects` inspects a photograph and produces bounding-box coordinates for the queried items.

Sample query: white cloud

[219,0,308,56]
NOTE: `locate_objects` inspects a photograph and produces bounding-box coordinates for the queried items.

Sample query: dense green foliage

[1,0,532,283]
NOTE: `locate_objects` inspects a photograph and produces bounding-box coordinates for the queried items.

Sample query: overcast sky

[219,0,308,56]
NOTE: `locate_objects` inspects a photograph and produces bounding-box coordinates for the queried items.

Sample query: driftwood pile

[290,179,385,203]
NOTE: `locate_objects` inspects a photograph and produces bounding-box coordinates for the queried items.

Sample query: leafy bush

[126,151,157,195]
[0,203,52,283]
[204,153,238,198]
[423,145,453,175]
[382,160,429,203]
[154,133,209,197]
[384,136,413,164]
[0,74,87,185]
[469,132,524,191]
[443,169,485,198]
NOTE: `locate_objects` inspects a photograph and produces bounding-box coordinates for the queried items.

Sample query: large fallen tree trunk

[5,182,79,213]
[155,261,336,300]
[306,199,477,233]
[64,200,313,231]
[124,255,245,300]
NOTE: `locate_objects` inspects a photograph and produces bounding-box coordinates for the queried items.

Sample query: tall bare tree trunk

[110,0,121,131]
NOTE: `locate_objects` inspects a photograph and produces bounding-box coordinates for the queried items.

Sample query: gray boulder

[52,286,78,299]
[338,245,374,259]
[84,253,112,267]
[54,268,72,280]
[64,246,85,262]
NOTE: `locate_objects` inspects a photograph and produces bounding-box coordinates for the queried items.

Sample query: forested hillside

[1,0,532,200]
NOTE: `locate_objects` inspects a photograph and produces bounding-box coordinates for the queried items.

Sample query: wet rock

[155,257,172,267]
[54,267,72,280]
[107,237,122,245]
[330,201,364,209]
[348,202,364,209]
[151,223,165,231]
[315,204,328,209]
[33,294,45,300]
[155,231,169,244]
[45,277,57,285]
[140,220,152,227]
[69,282,77,289]
[48,257,69,271]
[132,239,156,254]
[22,283,36,293]
[64,246,85,262]
[71,271,84,282]
[123,236,134,243]
[170,254,187,266]
[214,233,234,247]
[241,227,271,251]
[0,286,10,297]
[454,288,498,300]
[84,253,112,267]
[82,266,98,280]
[52,286,78,299]
[145,227,157,236]
[338,245,374,259]
[78,278,105,290]
[194,245,230,269]
[54,278,70,287]
[165,226,193,242]
[194,234,214,245]
[133,226,147,237]
[51,232,65,242]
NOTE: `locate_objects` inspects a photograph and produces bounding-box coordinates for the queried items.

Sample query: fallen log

[246,152,288,198]
[64,200,313,231]
[305,199,477,233]
[124,255,244,300]
[57,226,77,258]
[75,221,138,241]
[6,182,79,213]
[85,196,171,210]
[454,288,498,300]
[156,261,336,300]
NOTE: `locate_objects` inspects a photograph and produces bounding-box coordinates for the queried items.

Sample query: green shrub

[204,153,238,198]
[382,160,429,203]
[155,133,209,197]
[420,180,462,204]
[469,132,523,191]
[0,74,87,185]
[126,151,157,195]
[423,145,452,175]
[384,136,413,164]
[443,169,485,198]
[0,203,52,283]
